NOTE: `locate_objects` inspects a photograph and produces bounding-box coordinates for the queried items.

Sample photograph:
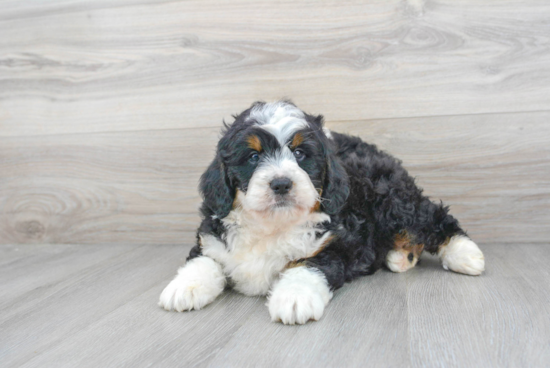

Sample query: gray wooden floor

[1,243,549,367]
[2,1,550,367]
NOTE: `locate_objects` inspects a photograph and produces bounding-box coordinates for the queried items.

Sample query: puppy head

[199,101,349,221]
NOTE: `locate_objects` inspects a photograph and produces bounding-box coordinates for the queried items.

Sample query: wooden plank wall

[1,0,549,245]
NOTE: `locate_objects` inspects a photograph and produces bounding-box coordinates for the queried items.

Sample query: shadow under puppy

[159,100,485,324]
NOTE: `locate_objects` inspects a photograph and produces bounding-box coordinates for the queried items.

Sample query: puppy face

[199,101,349,221]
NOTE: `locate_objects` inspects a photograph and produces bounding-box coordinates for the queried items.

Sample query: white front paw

[268,267,332,325]
[159,256,226,312]
[439,236,485,276]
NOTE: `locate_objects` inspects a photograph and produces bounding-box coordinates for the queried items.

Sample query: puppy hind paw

[386,249,416,273]
[158,257,226,312]
[438,236,485,276]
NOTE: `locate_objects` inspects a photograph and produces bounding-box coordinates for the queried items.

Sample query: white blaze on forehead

[247,102,308,145]
[261,145,295,166]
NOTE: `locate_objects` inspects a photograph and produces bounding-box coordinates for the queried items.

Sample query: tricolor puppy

[159,101,485,324]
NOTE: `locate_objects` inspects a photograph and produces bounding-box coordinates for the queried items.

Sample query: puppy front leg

[267,265,333,325]
[159,256,226,312]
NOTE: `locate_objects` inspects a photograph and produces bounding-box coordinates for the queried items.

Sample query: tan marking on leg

[393,231,412,250]
[310,200,321,213]
[413,243,425,259]
[386,231,423,273]
[286,234,335,269]
[286,261,306,269]
[309,235,335,258]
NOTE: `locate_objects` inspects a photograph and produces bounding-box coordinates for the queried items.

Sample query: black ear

[321,153,349,215]
[305,113,324,128]
[199,154,234,219]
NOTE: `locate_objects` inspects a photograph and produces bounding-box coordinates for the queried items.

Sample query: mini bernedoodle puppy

[159,100,485,324]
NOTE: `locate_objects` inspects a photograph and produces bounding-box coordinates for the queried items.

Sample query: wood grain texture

[1,0,550,137]
[1,243,549,367]
[1,111,549,245]
[2,1,549,366]
[1,0,550,244]
[0,126,221,244]
[328,111,550,244]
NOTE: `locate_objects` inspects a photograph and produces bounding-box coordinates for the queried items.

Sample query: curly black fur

[188,101,466,290]
[302,131,465,288]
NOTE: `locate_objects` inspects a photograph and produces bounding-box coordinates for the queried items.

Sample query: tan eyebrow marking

[247,135,262,152]
[290,132,304,149]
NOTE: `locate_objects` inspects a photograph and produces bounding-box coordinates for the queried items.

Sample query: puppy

[159,100,485,324]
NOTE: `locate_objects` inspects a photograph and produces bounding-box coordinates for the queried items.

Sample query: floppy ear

[321,152,349,215]
[199,154,234,219]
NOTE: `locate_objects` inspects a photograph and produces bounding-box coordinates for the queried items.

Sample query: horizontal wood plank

[1,243,549,367]
[1,0,550,136]
[1,110,549,245]
[0,127,219,244]
[328,111,550,243]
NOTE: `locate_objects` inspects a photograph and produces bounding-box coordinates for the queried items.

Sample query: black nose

[270,177,293,195]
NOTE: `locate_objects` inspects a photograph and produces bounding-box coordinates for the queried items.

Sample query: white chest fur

[200,210,331,296]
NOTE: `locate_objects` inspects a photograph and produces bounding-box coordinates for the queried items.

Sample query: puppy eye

[293,149,305,161]
[249,152,260,163]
